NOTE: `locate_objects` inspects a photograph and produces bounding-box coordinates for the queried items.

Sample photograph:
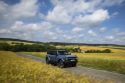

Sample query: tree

[103,49,111,53]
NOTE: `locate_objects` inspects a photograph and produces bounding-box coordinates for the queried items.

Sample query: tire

[72,63,77,67]
[46,57,50,64]
[57,60,65,68]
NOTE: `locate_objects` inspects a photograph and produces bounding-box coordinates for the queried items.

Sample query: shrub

[85,49,111,53]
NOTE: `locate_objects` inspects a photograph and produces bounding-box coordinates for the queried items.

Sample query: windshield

[58,51,70,55]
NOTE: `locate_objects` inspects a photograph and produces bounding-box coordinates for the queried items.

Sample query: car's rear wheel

[57,60,65,68]
[46,57,50,64]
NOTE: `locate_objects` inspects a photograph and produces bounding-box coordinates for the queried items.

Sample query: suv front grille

[67,57,77,60]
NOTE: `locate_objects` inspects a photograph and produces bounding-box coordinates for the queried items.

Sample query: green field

[1,51,110,83]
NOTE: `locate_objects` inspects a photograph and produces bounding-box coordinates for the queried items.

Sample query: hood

[65,55,77,58]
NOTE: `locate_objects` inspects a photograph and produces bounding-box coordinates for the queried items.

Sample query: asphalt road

[17,53,125,83]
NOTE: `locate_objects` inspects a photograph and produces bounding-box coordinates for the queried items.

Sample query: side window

[47,51,50,55]
[48,51,57,55]
[52,51,57,55]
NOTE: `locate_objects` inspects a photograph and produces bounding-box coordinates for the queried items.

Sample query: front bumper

[63,59,78,66]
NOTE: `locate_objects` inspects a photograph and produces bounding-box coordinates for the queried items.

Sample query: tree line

[0,43,111,53]
[0,43,56,52]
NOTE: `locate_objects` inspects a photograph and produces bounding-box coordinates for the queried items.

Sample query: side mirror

[56,53,58,56]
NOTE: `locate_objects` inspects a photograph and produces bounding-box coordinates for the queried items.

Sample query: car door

[49,51,57,63]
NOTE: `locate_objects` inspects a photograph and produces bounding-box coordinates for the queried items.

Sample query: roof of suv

[47,49,67,52]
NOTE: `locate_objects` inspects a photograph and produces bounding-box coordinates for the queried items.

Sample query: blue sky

[0,0,125,45]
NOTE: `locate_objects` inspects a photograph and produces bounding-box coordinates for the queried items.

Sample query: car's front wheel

[72,63,77,67]
[57,60,65,68]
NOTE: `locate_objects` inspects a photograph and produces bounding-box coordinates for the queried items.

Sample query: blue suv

[46,50,78,68]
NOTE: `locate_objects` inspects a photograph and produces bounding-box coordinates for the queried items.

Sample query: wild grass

[21,52,46,58]
[74,53,125,74]
[0,51,112,83]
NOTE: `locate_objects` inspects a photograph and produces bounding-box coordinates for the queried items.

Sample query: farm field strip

[80,46,125,53]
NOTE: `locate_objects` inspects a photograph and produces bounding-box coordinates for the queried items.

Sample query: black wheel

[57,60,65,68]
[72,63,77,67]
[46,57,50,64]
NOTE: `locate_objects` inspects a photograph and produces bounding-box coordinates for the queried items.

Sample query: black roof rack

[47,49,67,52]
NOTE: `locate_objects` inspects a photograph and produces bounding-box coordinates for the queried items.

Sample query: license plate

[70,60,75,61]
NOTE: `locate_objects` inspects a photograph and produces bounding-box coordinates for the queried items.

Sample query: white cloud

[105,36,114,40]
[116,32,125,36]
[43,31,58,41]
[102,0,124,7]
[11,0,38,18]
[72,27,83,33]
[100,27,107,32]
[43,31,55,36]
[62,34,74,41]
[0,20,54,40]
[112,12,119,16]
[73,9,109,26]
[0,0,38,21]
[0,1,9,21]
[48,0,93,24]
[78,34,84,38]
[48,0,112,27]
[11,21,54,32]
[0,29,11,34]
[88,30,97,36]
[51,0,124,14]
[55,28,64,34]
[112,28,120,33]
[10,21,36,32]
[46,5,71,24]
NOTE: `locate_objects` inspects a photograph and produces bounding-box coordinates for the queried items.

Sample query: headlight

[75,55,77,58]
[65,58,68,61]
[63,58,68,61]
[62,58,68,61]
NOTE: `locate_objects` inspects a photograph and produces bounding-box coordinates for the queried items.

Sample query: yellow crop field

[74,53,125,61]
[56,45,125,53]
[79,46,125,53]
[73,53,125,74]
[0,51,112,83]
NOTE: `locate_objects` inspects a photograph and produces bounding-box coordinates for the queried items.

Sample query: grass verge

[20,52,46,58]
